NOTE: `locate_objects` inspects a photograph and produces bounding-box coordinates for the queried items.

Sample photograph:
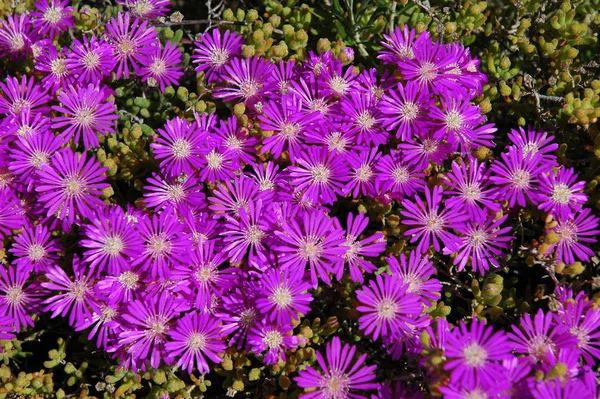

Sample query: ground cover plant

[0,0,599,398]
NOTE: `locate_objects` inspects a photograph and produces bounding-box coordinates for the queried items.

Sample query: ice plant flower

[10,223,61,273]
[0,191,26,240]
[356,273,422,341]
[215,56,274,104]
[255,268,313,324]
[9,131,64,188]
[193,29,243,83]
[0,266,42,332]
[117,0,171,19]
[378,25,423,64]
[380,80,431,140]
[295,336,378,398]
[138,41,184,91]
[546,208,600,264]
[0,14,35,59]
[559,298,600,365]
[247,322,298,365]
[52,84,119,149]
[165,311,225,374]
[0,75,51,116]
[105,12,159,79]
[388,251,442,305]
[31,0,74,39]
[375,151,426,199]
[537,167,587,220]
[66,36,116,85]
[444,318,511,387]
[401,186,467,254]
[36,148,110,226]
[507,127,559,164]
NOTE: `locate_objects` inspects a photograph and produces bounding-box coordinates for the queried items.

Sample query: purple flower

[10,223,61,273]
[321,64,358,97]
[401,186,467,254]
[378,25,423,64]
[375,151,426,200]
[275,210,347,288]
[198,146,240,183]
[397,132,452,171]
[80,206,144,276]
[288,145,348,205]
[143,173,205,214]
[9,131,64,188]
[66,36,116,85]
[334,212,386,283]
[2,109,51,138]
[193,29,243,83]
[396,37,448,89]
[217,286,259,348]
[42,256,98,327]
[215,56,274,104]
[0,75,51,117]
[0,190,26,240]
[78,299,121,350]
[0,14,36,59]
[30,0,74,39]
[208,176,267,219]
[255,267,313,324]
[388,252,442,305]
[380,80,431,140]
[538,167,587,220]
[430,97,483,149]
[547,207,600,264]
[212,115,258,165]
[52,84,119,149]
[295,336,378,398]
[222,199,270,267]
[507,127,559,164]
[448,214,513,274]
[35,45,73,90]
[118,291,181,370]
[508,309,574,362]
[444,318,511,388]
[247,322,298,365]
[105,12,159,79]
[559,299,600,365]
[337,91,388,146]
[356,273,422,341]
[0,266,42,332]
[489,147,547,208]
[258,95,318,161]
[530,378,596,399]
[151,117,208,177]
[165,311,225,374]
[138,41,184,91]
[440,381,510,399]
[117,0,171,19]
[443,156,500,220]
[344,148,380,197]
[270,60,298,96]
[36,148,109,226]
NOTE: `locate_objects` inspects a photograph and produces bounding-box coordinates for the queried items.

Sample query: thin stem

[151,19,246,27]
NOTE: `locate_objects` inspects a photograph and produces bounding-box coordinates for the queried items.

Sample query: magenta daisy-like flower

[217,286,259,348]
[397,37,449,89]
[193,29,243,83]
[198,146,240,183]
[275,210,347,288]
[80,206,144,276]
[380,80,431,140]
[132,210,188,278]
[508,309,574,362]
[151,117,208,177]
[0,14,35,59]
[138,41,183,91]
[547,208,600,264]
[9,131,64,188]
[337,91,387,146]
[443,156,500,220]
[36,148,109,226]
[41,256,98,327]
[449,214,513,274]
[118,291,181,370]
[213,115,258,165]
[3,108,51,138]
[117,0,171,19]
[388,251,442,305]
[0,266,42,332]
[258,96,318,161]
[0,190,26,240]
[356,273,422,341]
[397,132,453,171]
[143,173,205,214]
[30,0,74,39]
[489,147,547,208]
[538,167,587,220]
[559,299,600,365]
[507,127,559,164]
[10,223,61,273]
[430,97,483,149]
[378,25,424,64]
[375,151,426,200]
[255,267,313,324]
[346,149,381,197]
[295,336,378,398]
[35,45,73,91]
[222,199,270,267]
[288,145,348,205]
[215,56,274,103]
[247,322,298,365]
[52,84,119,149]
[334,212,386,283]
[401,186,467,254]
[66,36,116,85]
[208,175,268,219]
[165,311,225,374]
[444,318,511,388]
[105,12,159,79]
[0,75,51,117]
